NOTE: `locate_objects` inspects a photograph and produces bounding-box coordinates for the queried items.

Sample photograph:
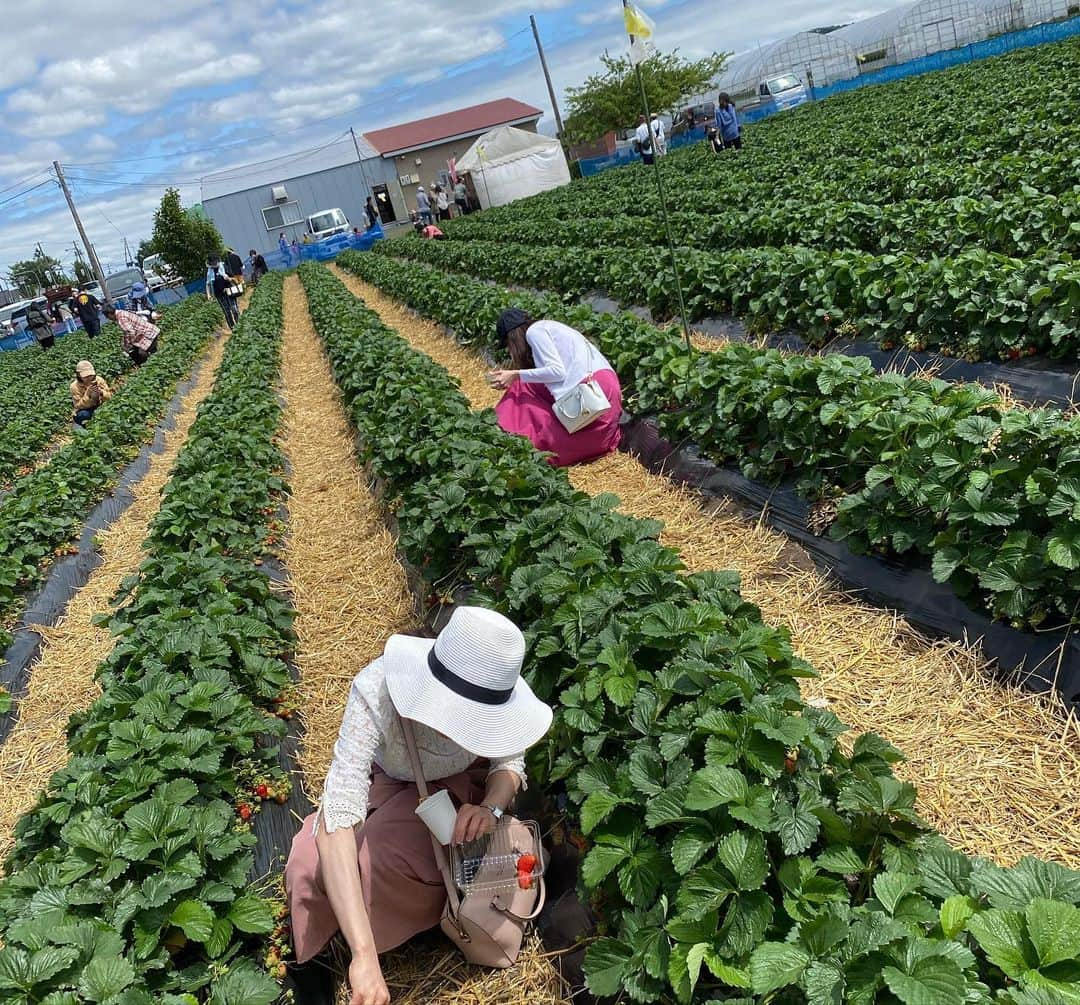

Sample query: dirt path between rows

[0,332,230,858]
[279,275,570,1005]
[332,264,1080,871]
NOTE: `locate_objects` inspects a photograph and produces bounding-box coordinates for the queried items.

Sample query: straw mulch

[0,333,231,859]
[328,933,571,1005]
[279,277,572,1005]
[340,273,1080,871]
[278,275,415,795]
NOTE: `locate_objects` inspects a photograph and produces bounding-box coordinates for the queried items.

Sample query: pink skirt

[285,763,488,963]
[495,369,622,467]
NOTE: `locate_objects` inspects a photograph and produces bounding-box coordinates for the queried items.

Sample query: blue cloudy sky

[0,0,886,278]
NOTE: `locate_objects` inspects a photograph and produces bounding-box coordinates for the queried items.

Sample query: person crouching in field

[285,607,553,1005]
[103,305,160,364]
[488,308,623,467]
[70,360,111,426]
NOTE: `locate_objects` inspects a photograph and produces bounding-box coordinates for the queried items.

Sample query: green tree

[563,49,729,145]
[72,259,94,286]
[135,238,158,267]
[7,249,70,296]
[150,188,223,282]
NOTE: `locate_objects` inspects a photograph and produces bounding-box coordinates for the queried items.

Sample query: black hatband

[428,648,513,706]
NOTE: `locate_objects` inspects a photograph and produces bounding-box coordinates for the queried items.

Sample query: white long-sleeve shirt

[316,658,527,834]
[517,320,613,400]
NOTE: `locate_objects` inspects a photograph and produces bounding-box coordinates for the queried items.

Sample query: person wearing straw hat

[489,308,623,467]
[70,360,112,426]
[285,606,552,1005]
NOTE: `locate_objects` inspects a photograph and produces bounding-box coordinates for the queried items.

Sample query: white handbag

[552,344,611,433]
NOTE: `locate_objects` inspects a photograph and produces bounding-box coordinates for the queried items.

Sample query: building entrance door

[373,184,396,223]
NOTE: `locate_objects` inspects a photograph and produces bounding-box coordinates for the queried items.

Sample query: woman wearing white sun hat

[285,606,552,1005]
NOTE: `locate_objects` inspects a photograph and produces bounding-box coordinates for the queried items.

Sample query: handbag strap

[400,717,463,917]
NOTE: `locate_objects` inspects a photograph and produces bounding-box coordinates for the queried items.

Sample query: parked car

[81,281,105,302]
[738,73,810,113]
[141,253,180,291]
[104,267,146,304]
[306,208,350,241]
[0,299,34,335]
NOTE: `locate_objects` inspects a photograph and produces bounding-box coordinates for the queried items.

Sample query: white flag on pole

[623,1,656,65]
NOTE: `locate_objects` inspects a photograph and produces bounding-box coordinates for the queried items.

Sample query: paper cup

[415,789,457,845]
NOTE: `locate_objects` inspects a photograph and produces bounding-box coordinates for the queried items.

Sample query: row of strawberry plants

[379,235,1080,362]
[342,249,1080,631]
[444,185,1080,262]
[0,297,223,651]
[0,273,290,1004]
[486,40,1080,224]
[0,316,181,485]
[301,260,1080,1005]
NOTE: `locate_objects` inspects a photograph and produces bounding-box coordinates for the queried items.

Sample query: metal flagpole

[623,1,694,366]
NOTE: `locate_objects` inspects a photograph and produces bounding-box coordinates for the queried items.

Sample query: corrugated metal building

[200,135,400,258]
[201,98,544,256]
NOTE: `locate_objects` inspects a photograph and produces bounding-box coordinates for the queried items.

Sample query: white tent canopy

[457,126,570,210]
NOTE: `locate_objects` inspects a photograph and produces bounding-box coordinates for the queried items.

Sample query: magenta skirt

[494,369,622,467]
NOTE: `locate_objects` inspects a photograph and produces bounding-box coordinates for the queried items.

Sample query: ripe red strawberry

[517,871,533,891]
[256,784,269,798]
[239,805,252,821]
[516,853,538,874]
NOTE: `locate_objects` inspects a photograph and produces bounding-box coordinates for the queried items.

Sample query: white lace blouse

[315,658,528,834]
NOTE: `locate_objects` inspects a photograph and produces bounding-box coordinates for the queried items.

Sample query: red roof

[363,98,543,156]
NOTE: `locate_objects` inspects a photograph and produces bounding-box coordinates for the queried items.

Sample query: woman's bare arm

[315,826,389,1004]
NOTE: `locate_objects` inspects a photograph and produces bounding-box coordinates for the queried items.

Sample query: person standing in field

[103,305,160,364]
[56,300,77,333]
[279,232,290,263]
[224,248,244,284]
[249,250,268,285]
[650,113,667,156]
[453,178,468,216]
[74,287,102,338]
[434,185,451,222]
[714,93,742,150]
[26,299,55,350]
[634,114,654,165]
[206,255,239,330]
[415,186,433,225]
[365,196,379,229]
[70,360,112,426]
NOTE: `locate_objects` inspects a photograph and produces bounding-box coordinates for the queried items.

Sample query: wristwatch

[485,804,504,822]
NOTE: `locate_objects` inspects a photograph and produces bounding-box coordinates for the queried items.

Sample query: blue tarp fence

[263,223,384,271]
[577,14,1080,177]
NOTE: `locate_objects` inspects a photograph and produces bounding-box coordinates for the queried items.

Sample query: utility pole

[53,160,109,300]
[530,15,565,139]
[123,236,133,266]
[350,127,375,204]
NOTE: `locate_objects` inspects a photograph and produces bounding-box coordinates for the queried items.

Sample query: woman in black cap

[488,308,622,466]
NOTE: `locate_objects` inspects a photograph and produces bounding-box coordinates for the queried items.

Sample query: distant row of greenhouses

[716,0,1077,101]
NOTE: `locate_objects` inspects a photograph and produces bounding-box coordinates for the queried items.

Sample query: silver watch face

[488,805,504,819]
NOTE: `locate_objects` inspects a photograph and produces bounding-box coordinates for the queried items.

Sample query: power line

[0,178,57,210]
[0,167,53,198]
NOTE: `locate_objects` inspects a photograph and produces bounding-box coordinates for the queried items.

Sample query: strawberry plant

[380,234,1080,361]
[341,250,1080,633]
[301,260,1080,1004]
[0,298,220,651]
[0,274,293,1003]
[0,329,132,485]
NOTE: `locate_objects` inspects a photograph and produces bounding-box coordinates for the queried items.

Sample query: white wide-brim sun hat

[384,606,553,760]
